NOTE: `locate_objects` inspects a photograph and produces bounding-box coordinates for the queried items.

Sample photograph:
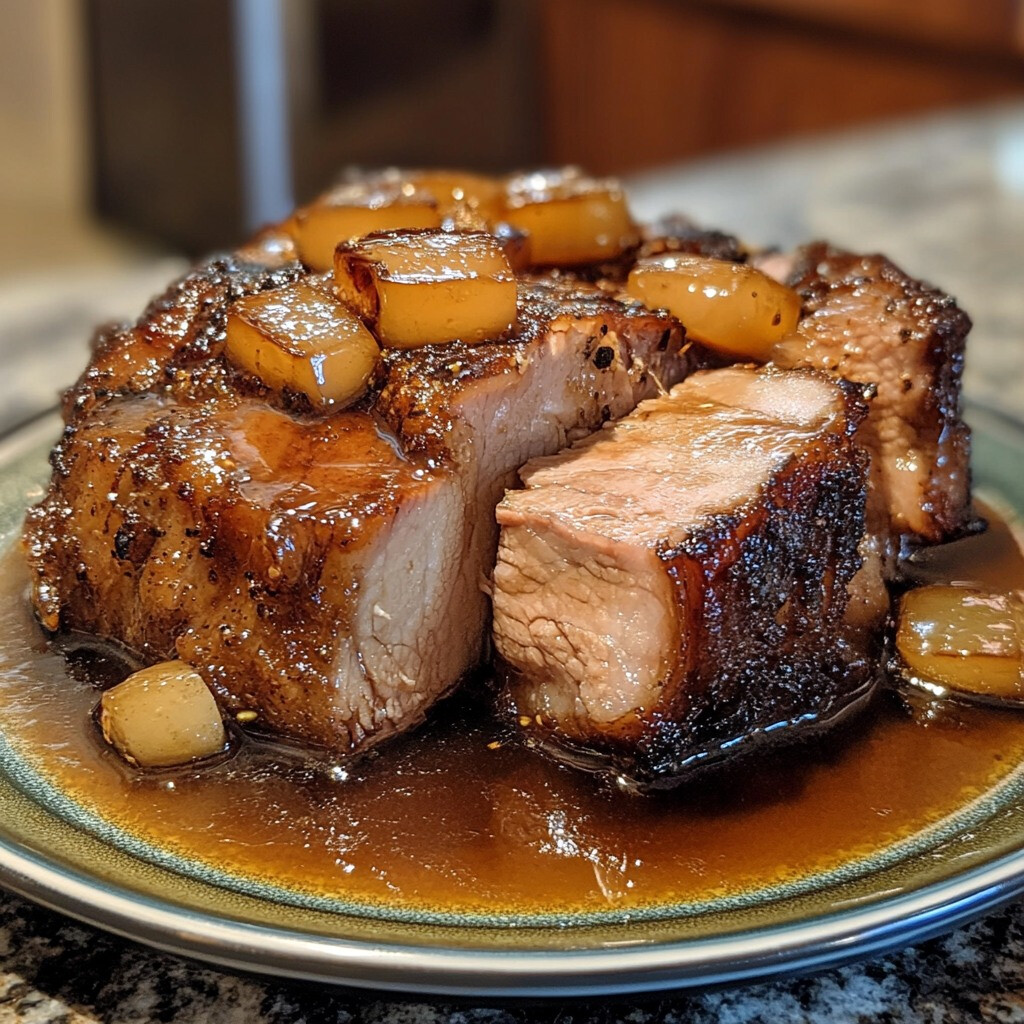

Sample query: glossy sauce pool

[1,504,1024,918]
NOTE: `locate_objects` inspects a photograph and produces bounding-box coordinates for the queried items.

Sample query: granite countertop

[0,100,1022,1022]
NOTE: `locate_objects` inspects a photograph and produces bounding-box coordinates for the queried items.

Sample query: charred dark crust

[515,668,879,794]
[62,255,305,424]
[786,242,973,543]
[636,428,873,786]
[638,214,748,265]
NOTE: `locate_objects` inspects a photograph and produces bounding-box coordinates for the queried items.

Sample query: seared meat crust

[633,405,872,787]
[63,255,304,424]
[774,242,973,546]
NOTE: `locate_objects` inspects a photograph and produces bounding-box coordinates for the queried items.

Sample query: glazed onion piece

[334,229,517,348]
[896,586,1024,702]
[225,278,380,409]
[626,254,801,361]
[401,169,504,223]
[492,221,532,273]
[501,169,638,266]
[292,182,442,271]
[99,660,227,768]
[236,226,299,268]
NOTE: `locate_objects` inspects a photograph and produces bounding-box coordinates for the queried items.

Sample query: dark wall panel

[87,0,243,253]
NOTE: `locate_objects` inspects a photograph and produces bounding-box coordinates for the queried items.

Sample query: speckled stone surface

[0,101,1022,1022]
[3,888,1024,1022]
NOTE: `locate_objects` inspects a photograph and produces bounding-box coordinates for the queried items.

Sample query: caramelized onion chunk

[897,585,1024,702]
[236,227,299,268]
[99,660,227,768]
[226,278,380,408]
[334,229,517,348]
[400,169,503,222]
[501,169,637,266]
[626,253,801,360]
[491,221,532,272]
[292,182,441,271]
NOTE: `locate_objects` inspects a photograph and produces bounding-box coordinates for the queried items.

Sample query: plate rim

[1,402,1023,996]
[3,829,1024,997]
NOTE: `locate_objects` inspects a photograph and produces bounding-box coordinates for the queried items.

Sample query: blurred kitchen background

[7,0,1024,256]
[1,0,1022,427]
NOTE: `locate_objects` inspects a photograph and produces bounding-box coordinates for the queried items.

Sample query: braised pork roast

[21,169,975,785]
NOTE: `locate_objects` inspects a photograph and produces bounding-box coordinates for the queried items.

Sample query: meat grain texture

[24,257,694,753]
[492,366,874,788]
[773,242,973,547]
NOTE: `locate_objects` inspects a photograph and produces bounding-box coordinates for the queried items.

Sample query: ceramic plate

[1,405,1024,998]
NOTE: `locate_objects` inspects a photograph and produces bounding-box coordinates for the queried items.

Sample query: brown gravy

[1,502,1024,918]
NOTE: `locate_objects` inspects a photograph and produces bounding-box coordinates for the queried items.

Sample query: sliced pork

[24,266,695,754]
[491,366,873,789]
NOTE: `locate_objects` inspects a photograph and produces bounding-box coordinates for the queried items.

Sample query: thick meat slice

[491,366,872,789]
[24,270,694,754]
[771,242,973,547]
[26,397,462,750]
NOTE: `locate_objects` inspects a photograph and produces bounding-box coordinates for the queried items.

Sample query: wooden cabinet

[539,0,1024,173]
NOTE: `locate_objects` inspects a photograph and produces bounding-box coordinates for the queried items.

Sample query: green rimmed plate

[0,405,1023,997]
